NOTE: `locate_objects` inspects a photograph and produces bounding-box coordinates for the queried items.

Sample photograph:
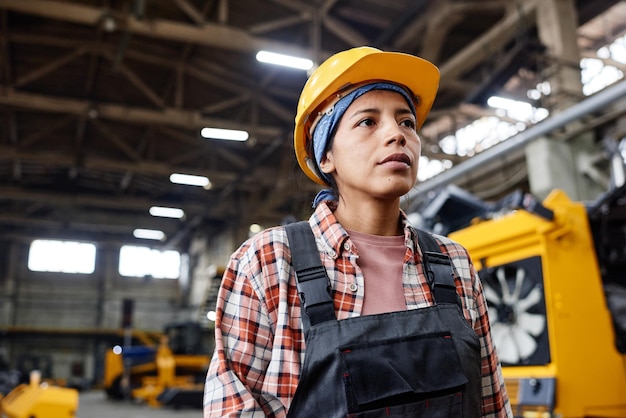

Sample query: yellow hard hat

[294,46,440,185]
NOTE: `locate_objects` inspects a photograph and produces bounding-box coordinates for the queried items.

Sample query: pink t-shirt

[346,229,407,315]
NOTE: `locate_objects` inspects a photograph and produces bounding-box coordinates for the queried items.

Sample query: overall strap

[417,229,461,306]
[285,221,336,330]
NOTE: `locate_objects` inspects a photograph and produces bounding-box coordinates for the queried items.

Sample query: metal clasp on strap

[295,268,333,308]
[424,251,461,306]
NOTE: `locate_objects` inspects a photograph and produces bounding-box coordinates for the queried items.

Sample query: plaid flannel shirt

[204,201,512,417]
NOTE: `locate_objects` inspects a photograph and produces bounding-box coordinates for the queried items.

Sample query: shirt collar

[309,202,348,258]
[309,202,417,258]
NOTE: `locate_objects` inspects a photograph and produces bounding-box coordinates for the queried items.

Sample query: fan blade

[484,285,502,305]
[497,268,513,304]
[488,306,500,326]
[496,326,520,364]
[511,268,525,302]
[491,322,506,350]
[518,312,546,337]
[517,286,542,312]
[512,326,538,359]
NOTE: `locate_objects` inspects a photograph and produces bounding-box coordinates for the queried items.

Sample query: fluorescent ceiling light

[133,229,165,240]
[169,173,211,188]
[487,96,533,113]
[256,50,314,70]
[149,206,185,219]
[201,127,249,141]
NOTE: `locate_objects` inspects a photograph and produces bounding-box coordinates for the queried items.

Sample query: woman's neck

[333,196,402,236]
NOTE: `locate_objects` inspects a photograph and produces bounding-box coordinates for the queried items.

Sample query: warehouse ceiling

[0,0,624,249]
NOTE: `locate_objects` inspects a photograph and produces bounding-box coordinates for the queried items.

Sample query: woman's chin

[371,181,414,200]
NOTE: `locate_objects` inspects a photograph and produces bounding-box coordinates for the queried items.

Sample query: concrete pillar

[536,0,583,109]
[3,242,20,327]
[610,117,626,188]
[528,0,603,201]
[188,233,211,310]
[95,244,117,328]
[526,133,606,201]
[526,137,577,200]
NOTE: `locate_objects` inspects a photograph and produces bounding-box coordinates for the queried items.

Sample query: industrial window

[28,240,96,274]
[118,245,180,279]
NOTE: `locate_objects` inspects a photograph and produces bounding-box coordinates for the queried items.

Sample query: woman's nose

[385,124,407,146]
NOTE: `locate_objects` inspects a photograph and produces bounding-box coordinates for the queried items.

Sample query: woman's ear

[319,151,335,174]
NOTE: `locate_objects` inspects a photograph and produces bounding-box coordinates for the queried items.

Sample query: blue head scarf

[311,82,416,208]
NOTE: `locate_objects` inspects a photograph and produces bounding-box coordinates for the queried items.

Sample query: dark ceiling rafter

[0,31,295,152]
[0,89,285,137]
[0,0,624,249]
[0,0,316,56]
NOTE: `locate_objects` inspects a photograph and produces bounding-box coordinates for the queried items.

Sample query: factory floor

[78,390,202,418]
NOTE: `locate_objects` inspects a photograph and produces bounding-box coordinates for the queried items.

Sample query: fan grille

[479,256,550,366]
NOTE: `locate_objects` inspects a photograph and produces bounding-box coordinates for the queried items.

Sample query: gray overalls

[285,222,482,418]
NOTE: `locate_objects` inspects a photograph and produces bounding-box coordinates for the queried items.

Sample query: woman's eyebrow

[348,107,380,118]
[396,108,414,117]
[348,106,413,119]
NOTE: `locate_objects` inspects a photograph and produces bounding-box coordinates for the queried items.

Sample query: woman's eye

[357,118,375,127]
[400,119,416,129]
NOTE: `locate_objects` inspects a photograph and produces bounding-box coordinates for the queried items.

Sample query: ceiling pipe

[408,78,626,198]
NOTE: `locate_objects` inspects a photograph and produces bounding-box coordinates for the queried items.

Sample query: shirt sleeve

[469,255,514,417]
[203,242,280,418]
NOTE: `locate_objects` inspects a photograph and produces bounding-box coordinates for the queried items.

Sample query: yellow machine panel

[450,190,626,417]
[0,371,78,418]
[103,321,211,409]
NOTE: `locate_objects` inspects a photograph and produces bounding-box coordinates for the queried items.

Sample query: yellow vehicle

[0,370,78,418]
[426,185,626,417]
[103,321,211,409]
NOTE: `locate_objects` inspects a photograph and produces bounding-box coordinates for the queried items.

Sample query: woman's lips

[379,153,411,166]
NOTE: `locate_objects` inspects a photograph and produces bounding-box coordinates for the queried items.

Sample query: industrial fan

[479,256,550,366]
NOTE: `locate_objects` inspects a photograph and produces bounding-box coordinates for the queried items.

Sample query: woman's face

[319,89,421,202]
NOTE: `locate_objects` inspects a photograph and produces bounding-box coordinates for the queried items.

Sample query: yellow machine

[446,188,626,417]
[0,370,78,418]
[103,321,211,409]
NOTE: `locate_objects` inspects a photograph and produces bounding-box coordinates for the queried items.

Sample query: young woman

[204,46,512,417]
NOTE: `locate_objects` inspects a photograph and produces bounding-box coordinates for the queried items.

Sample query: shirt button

[343,242,351,251]
[348,283,358,292]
